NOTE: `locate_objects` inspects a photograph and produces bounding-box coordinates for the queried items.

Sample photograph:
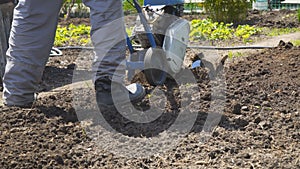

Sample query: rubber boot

[95,77,145,106]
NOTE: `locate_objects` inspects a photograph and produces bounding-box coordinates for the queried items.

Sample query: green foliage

[123,0,144,13]
[55,24,91,46]
[190,19,233,41]
[228,51,244,59]
[265,27,299,37]
[190,19,261,42]
[62,0,82,8]
[204,0,255,23]
[184,1,204,13]
[291,39,300,46]
[126,27,134,37]
[235,25,261,43]
[298,9,300,22]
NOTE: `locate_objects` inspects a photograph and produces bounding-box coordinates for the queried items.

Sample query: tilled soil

[244,9,300,28]
[0,7,299,168]
[0,41,299,168]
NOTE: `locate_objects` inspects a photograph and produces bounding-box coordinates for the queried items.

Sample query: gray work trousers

[3,0,127,106]
[0,2,14,82]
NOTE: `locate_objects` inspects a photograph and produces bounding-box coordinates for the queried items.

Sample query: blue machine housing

[144,0,184,6]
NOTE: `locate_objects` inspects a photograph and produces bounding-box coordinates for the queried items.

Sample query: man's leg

[83,0,145,105]
[0,2,14,86]
[3,0,63,106]
[83,0,127,84]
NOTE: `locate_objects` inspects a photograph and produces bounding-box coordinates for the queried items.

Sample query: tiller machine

[125,0,190,85]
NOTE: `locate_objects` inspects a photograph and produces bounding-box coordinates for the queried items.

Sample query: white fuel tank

[163,19,190,74]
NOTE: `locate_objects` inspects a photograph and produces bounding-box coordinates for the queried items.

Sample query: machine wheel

[144,48,167,86]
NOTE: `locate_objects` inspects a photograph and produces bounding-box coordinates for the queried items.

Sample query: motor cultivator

[126,0,190,85]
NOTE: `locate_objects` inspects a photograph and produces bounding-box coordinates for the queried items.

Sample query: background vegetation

[54,0,299,47]
[55,24,91,46]
[204,0,255,23]
[61,0,87,19]
[123,0,144,13]
[298,9,300,22]
[190,19,261,42]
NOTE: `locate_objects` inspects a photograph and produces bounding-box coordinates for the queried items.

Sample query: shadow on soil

[37,102,246,139]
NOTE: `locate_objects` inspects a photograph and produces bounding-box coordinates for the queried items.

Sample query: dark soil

[0,41,299,168]
[244,9,300,28]
[0,10,300,169]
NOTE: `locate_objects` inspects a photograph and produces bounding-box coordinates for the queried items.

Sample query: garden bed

[0,10,299,168]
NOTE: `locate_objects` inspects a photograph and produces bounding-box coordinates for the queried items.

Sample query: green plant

[126,27,134,37]
[298,9,300,22]
[55,24,91,46]
[204,0,255,23]
[123,0,144,13]
[235,25,261,43]
[190,19,260,42]
[264,27,299,37]
[291,39,300,46]
[184,1,204,14]
[228,51,244,59]
[190,19,233,41]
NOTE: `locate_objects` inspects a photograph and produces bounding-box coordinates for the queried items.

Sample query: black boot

[95,78,145,106]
